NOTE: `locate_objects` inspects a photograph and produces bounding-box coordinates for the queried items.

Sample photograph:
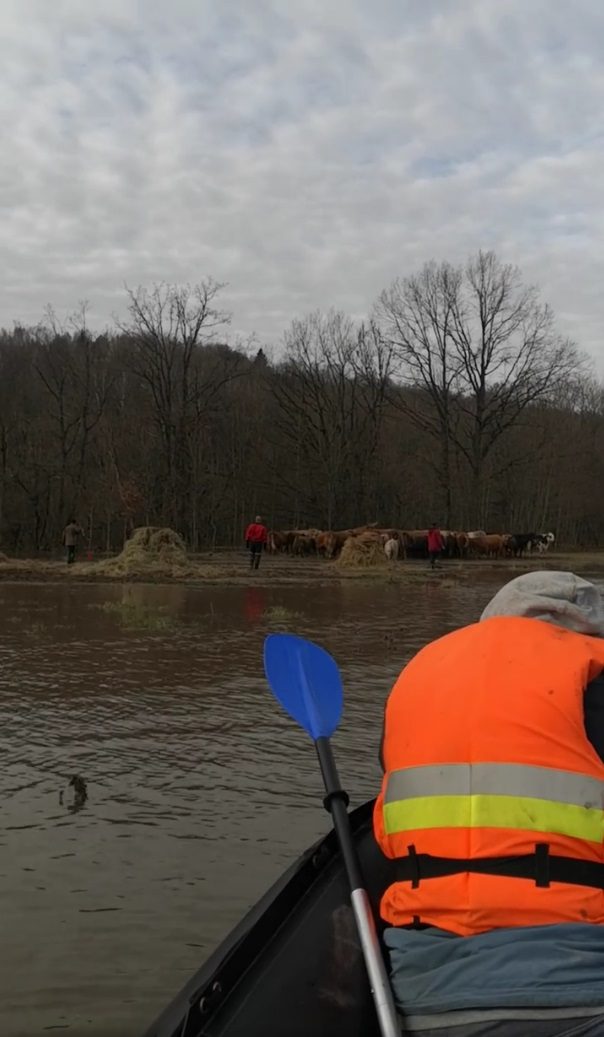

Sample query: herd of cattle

[267,525,556,560]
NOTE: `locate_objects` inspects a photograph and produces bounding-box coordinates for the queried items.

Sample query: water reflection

[243,587,267,625]
[0,576,507,1036]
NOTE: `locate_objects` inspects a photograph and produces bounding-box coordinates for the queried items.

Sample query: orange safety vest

[374,615,604,936]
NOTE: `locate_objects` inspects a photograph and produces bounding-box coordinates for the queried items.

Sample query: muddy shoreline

[1,550,603,586]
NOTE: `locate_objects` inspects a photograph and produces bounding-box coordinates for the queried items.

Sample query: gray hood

[480,570,604,637]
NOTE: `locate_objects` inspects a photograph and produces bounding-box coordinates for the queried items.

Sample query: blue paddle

[263,633,400,1037]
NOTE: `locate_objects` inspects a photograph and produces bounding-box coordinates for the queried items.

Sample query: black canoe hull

[143,799,399,1037]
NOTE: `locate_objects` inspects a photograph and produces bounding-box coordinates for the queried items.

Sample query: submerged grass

[95,600,176,632]
[262,605,304,624]
[28,620,48,635]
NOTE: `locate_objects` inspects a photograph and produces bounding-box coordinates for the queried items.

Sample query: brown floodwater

[0,575,511,1036]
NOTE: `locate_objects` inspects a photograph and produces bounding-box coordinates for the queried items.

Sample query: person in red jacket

[244,515,268,570]
[427,522,444,569]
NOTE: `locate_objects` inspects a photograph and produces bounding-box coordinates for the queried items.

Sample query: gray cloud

[2,0,604,366]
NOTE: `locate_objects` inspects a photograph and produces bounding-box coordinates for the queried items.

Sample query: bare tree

[32,304,112,529]
[377,251,584,525]
[348,321,398,518]
[0,335,22,538]
[376,261,463,525]
[0,266,601,555]
[116,280,233,530]
[269,312,353,527]
[451,251,583,520]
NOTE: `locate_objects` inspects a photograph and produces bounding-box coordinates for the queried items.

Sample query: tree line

[1,250,602,555]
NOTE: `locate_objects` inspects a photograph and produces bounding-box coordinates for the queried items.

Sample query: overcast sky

[3,0,604,364]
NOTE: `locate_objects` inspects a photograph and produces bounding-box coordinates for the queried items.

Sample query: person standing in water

[62,518,84,564]
[427,523,444,569]
[244,515,268,571]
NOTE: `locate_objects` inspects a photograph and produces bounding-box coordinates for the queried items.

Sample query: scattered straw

[95,600,176,631]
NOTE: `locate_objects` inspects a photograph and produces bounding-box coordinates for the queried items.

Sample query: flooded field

[0,575,555,1034]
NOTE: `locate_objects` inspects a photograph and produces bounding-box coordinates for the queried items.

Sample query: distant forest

[1,250,602,554]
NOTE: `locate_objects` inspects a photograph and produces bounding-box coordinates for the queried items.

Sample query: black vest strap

[394,851,604,889]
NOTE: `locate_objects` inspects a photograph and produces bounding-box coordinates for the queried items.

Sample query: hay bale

[95,526,189,576]
[123,526,187,564]
[335,534,386,569]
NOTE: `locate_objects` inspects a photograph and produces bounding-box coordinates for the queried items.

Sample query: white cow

[384,537,400,561]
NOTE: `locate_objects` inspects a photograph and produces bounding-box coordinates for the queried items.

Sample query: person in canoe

[374,571,604,1036]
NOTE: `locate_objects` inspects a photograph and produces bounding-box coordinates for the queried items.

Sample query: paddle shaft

[315,737,400,1037]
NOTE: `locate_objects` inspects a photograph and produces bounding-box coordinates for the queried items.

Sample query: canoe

[143,798,400,1037]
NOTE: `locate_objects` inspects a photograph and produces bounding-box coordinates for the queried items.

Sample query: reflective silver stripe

[384,764,604,809]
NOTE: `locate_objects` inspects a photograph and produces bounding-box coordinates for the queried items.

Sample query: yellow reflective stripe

[383,794,604,843]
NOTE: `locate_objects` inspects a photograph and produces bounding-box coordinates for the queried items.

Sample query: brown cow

[268,530,287,553]
[468,534,505,558]
[316,531,332,557]
[280,530,297,553]
[316,530,349,558]
[292,534,316,556]
[485,534,505,557]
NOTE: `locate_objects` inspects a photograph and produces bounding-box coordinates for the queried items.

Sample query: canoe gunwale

[143,800,377,1037]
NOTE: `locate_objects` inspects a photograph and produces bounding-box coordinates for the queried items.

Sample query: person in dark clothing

[62,518,84,564]
[244,515,268,570]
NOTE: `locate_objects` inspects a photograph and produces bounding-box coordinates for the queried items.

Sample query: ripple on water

[0,575,504,1035]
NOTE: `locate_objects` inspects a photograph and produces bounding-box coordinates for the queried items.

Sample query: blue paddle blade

[263,634,343,740]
